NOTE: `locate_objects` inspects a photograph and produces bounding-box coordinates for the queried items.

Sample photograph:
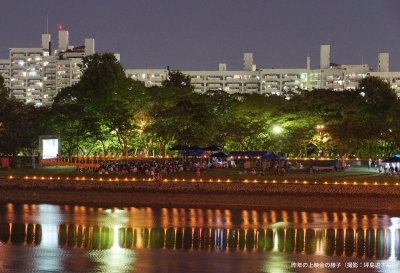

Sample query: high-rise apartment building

[126,45,400,95]
[0,30,95,106]
[1,30,400,106]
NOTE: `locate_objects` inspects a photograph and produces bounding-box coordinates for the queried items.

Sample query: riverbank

[1,178,400,211]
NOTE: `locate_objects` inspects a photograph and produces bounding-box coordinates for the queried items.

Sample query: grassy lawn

[1,163,399,185]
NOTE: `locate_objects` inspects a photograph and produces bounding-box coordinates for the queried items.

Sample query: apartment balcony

[283,75,299,80]
[347,75,364,80]
[11,83,25,87]
[244,88,259,92]
[346,82,359,87]
[191,78,205,83]
[264,87,280,92]
[226,83,241,87]
[325,76,343,80]
[264,75,280,80]
[245,83,260,88]
[225,76,243,81]
[26,75,42,79]
[226,88,241,93]
[25,99,42,104]
[282,81,298,86]
[265,81,279,86]
[13,94,26,99]
[193,87,204,92]
[206,83,223,87]
[11,53,25,57]
[325,83,343,88]
[26,94,42,99]
[243,77,260,82]
[206,76,223,81]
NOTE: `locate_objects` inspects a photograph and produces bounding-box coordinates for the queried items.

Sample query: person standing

[196,166,201,177]
[368,159,372,171]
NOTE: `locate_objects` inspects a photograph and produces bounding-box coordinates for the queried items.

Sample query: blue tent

[261,153,285,160]
[183,150,208,157]
[383,156,400,163]
[187,145,205,151]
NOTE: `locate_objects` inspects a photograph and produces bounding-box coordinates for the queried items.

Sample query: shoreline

[1,178,400,211]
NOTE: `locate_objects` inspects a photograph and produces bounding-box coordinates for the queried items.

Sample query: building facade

[1,31,400,106]
[126,46,400,95]
[0,31,95,106]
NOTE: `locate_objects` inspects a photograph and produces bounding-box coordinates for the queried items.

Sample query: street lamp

[316,124,324,157]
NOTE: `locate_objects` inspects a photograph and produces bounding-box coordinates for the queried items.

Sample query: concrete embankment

[1,178,400,211]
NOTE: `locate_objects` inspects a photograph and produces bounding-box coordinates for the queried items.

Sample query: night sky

[1,0,399,71]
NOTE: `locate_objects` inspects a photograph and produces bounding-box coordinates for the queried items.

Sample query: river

[1,202,400,272]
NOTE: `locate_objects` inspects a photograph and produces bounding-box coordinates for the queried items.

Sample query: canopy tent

[210,152,228,158]
[382,156,400,163]
[183,150,208,157]
[187,145,206,151]
[228,151,269,158]
[168,144,189,151]
[204,145,223,151]
[261,153,285,160]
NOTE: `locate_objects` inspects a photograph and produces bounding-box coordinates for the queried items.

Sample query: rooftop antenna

[46,15,48,34]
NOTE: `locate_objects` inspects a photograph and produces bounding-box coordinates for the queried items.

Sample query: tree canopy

[1,68,399,159]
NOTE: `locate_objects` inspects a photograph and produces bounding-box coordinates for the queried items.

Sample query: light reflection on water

[1,203,400,272]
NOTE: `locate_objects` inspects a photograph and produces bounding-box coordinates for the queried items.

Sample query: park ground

[0,159,398,185]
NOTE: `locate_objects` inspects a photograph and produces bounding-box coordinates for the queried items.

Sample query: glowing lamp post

[316,125,324,157]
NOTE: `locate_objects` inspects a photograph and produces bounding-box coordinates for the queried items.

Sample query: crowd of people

[94,160,203,175]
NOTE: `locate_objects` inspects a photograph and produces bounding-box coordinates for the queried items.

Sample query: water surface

[1,203,400,272]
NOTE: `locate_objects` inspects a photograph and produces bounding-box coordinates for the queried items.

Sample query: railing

[40,155,142,168]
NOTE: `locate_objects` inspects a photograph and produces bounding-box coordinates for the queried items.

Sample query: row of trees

[0,53,399,159]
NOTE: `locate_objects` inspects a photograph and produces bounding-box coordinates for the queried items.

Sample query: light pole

[316,124,324,157]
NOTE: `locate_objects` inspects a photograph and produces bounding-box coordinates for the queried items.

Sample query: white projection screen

[42,139,59,159]
[39,135,61,159]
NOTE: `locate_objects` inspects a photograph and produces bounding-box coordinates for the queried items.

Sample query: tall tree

[54,53,147,155]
